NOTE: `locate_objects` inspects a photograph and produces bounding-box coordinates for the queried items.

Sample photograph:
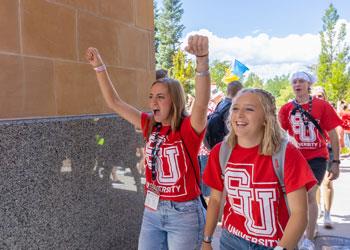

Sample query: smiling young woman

[86,34,211,250]
[202,88,317,250]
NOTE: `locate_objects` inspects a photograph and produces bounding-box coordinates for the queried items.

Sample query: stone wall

[0,0,155,119]
[0,115,145,249]
[0,0,154,248]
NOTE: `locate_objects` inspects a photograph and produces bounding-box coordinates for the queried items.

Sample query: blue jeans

[138,198,205,250]
[220,229,273,250]
[198,155,211,197]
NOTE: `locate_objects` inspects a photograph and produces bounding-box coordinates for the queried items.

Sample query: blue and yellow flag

[232,59,249,78]
[222,59,249,84]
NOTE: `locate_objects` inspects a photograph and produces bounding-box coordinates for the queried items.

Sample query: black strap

[150,123,171,181]
[291,101,327,141]
[182,139,208,210]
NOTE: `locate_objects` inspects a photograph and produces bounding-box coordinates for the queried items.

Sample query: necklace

[294,95,313,127]
[150,123,171,181]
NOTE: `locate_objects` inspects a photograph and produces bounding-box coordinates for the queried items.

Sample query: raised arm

[86,47,142,128]
[185,35,211,134]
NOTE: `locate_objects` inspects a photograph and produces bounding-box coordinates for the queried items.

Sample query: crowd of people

[87,35,349,250]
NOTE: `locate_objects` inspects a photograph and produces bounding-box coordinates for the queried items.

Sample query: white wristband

[94,64,106,72]
[196,70,210,77]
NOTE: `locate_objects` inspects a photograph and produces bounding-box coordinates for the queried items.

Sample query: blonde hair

[225,88,284,155]
[146,78,188,138]
[312,86,327,100]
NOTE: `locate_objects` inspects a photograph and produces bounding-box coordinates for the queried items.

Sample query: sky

[155,0,350,80]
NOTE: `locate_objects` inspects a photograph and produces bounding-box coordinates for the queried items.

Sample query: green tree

[154,1,160,58]
[317,4,350,102]
[169,49,195,95]
[244,73,263,88]
[156,0,185,70]
[276,87,294,108]
[209,60,231,93]
[264,75,290,97]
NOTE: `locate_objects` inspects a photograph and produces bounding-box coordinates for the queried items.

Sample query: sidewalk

[211,158,350,250]
[314,157,350,249]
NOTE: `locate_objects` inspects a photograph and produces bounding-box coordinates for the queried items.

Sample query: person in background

[202,88,316,250]
[339,101,350,157]
[311,86,335,229]
[199,81,243,202]
[86,34,210,250]
[204,81,243,149]
[156,69,168,80]
[279,72,342,250]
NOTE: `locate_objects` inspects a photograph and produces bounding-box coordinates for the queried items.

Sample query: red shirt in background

[279,97,342,160]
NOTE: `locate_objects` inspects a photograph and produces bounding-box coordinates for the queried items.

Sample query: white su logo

[146,133,181,185]
[291,112,317,142]
[225,166,277,236]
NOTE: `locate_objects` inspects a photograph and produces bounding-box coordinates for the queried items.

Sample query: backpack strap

[272,138,290,215]
[219,140,233,178]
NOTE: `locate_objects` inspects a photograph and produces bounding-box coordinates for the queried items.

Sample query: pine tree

[156,0,185,70]
[317,4,350,102]
[154,1,160,59]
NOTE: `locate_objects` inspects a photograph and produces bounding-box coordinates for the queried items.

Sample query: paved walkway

[211,158,350,250]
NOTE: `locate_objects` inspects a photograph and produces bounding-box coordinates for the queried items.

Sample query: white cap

[312,86,325,95]
[290,71,317,85]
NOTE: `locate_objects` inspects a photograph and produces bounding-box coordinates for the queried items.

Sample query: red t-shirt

[141,113,204,202]
[203,142,316,248]
[279,97,342,160]
[340,110,350,132]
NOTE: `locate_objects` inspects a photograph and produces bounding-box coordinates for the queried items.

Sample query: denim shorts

[307,157,327,185]
[138,198,205,250]
[344,132,350,148]
[220,229,274,250]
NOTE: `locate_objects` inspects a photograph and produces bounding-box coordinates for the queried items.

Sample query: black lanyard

[151,123,171,181]
[291,97,327,141]
[292,96,313,128]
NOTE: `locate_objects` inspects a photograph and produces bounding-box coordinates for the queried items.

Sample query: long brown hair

[225,88,284,155]
[146,78,188,138]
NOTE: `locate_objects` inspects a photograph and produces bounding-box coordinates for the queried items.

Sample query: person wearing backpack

[202,88,317,250]
[279,72,342,250]
[204,81,243,149]
[86,34,210,250]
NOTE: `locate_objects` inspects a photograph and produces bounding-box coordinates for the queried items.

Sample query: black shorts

[307,157,327,185]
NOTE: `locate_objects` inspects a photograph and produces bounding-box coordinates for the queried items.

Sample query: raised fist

[85,47,104,67]
[184,35,209,57]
